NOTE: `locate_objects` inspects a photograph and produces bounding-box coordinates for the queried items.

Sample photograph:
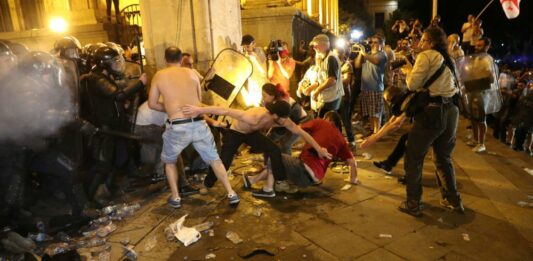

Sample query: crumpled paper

[168,214,201,246]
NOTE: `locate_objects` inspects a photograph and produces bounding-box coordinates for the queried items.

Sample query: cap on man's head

[265,100,291,118]
[242,34,255,45]
[311,34,330,45]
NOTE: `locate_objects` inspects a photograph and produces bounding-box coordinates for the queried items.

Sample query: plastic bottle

[225,231,243,244]
[194,221,214,232]
[114,203,141,218]
[96,222,117,238]
[76,237,107,249]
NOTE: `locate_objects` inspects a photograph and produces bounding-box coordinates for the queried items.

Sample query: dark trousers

[384,133,409,167]
[404,103,461,204]
[204,129,286,186]
[339,95,355,142]
[318,98,341,118]
[513,125,531,151]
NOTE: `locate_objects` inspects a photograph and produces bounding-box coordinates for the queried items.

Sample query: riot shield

[458,53,502,116]
[201,48,253,109]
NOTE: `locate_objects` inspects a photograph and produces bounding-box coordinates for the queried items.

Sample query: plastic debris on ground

[76,237,107,249]
[123,244,138,260]
[167,214,201,246]
[524,168,533,176]
[253,208,262,217]
[208,230,214,237]
[517,201,533,207]
[225,231,243,244]
[205,253,216,259]
[144,236,157,251]
[462,233,470,241]
[379,234,392,238]
[194,221,214,232]
[44,242,71,256]
[224,219,234,224]
[341,184,352,191]
[362,152,373,160]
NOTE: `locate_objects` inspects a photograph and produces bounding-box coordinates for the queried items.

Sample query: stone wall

[140,0,242,75]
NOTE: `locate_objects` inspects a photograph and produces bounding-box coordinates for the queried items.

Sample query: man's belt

[166,117,204,125]
[429,96,453,104]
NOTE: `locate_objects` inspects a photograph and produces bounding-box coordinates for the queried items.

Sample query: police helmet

[53,36,81,58]
[94,46,124,75]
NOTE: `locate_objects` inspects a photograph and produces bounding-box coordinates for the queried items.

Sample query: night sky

[411,0,532,62]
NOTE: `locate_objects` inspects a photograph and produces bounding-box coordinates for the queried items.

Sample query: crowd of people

[1,12,532,255]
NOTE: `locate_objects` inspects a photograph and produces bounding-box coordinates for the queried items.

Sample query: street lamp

[49,17,68,33]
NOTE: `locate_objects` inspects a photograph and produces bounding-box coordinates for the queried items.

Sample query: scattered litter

[215,216,220,219]
[224,219,234,224]
[96,222,117,238]
[435,240,448,247]
[280,246,286,250]
[384,176,392,179]
[120,238,130,245]
[90,216,110,226]
[55,232,72,242]
[144,236,157,252]
[76,237,107,249]
[462,233,470,241]
[379,234,392,238]
[341,184,352,191]
[437,217,444,223]
[205,253,216,259]
[208,229,214,237]
[164,227,175,242]
[194,221,214,232]
[101,205,119,215]
[362,152,372,160]
[90,243,111,261]
[524,168,533,176]
[302,254,307,258]
[429,246,434,249]
[528,195,533,200]
[226,231,243,244]
[253,208,262,217]
[517,201,533,208]
[123,244,138,260]
[283,196,288,200]
[487,151,498,156]
[44,242,70,256]
[169,215,201,247]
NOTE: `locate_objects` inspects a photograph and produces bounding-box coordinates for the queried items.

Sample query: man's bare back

[230,107,275,133]
[149,66,201,119]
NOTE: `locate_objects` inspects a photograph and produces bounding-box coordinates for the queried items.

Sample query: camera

[268,40,283,61]
[349,40,371,59]
[390,59,408,70]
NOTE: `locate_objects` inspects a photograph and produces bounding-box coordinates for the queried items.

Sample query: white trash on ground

[167,214,201,247]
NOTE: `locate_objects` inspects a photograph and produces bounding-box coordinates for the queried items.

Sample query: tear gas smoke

[0,57,74,148]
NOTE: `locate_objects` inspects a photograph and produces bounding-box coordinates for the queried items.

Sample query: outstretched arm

[360,114,407,149]
[182,105,260,126]
[281,119,332,159]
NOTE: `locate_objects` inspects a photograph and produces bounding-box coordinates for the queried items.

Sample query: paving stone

[356,248,406,261]
[295,218,378,259]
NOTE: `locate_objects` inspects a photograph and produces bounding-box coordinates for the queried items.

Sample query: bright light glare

[351,29,363,40]
[49,17,68,33]
[335,38,346,49]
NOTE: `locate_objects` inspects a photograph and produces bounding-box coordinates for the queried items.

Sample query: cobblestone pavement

[104,120,533,260]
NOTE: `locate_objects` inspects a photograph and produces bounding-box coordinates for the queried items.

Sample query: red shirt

[299,119,354,180]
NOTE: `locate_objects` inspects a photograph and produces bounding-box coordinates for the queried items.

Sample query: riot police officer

[80,46,147,201]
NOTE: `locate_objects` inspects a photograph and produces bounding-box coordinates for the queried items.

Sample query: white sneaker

[466,140,477,147]
[472,144,486,153]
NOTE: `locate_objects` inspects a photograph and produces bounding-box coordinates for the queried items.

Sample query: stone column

[140,0,242,75]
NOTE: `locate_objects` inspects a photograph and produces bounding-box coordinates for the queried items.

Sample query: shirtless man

[182,99,332,197]
[148,46,239,207]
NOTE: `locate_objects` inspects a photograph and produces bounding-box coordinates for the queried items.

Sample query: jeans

[318,98,341,118]
[338,95,355,142]
[404,103,461,204]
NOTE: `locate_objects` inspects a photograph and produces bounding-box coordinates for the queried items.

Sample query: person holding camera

[354,34,388,134]
[268,41,295,93]
[301,34,344,118]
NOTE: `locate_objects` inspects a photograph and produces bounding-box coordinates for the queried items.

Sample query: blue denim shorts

[161,120,220,164]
